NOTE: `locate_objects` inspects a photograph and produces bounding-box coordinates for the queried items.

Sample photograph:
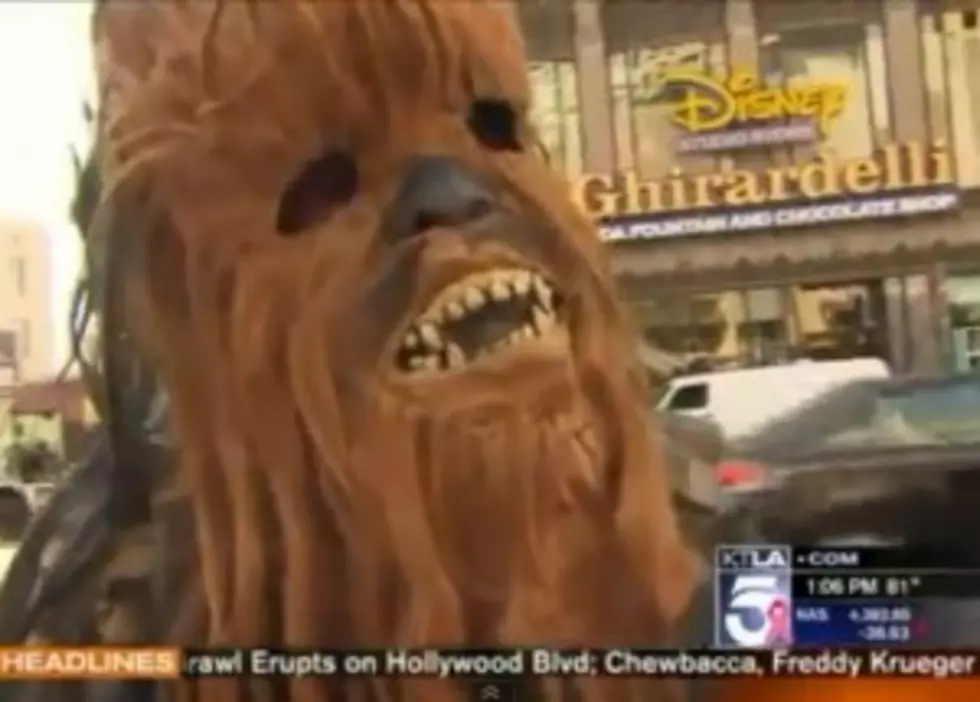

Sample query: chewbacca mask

[92,2,697,701]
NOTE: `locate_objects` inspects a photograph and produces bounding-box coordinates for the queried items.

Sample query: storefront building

[517,0,980,373]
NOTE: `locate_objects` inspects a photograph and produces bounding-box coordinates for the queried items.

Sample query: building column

[885,273,943,374]
[906,274,942,373]
[572,0,615,173]
[882,0,943,375]
[724,0,792,170]
[884,277,910,372]
[930,263,953,372]
[724,0,759,69]
[882,0,928,142]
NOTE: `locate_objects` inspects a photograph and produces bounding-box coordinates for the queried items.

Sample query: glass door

[952,326,980,371]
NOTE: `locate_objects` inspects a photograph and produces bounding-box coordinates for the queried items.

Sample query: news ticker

[1,647,980,680]
[714,544,978,648]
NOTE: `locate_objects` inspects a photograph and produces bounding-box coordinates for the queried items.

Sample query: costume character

[0,2,699,701]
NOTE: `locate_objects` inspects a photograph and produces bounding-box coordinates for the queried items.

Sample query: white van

[656,358,891,439]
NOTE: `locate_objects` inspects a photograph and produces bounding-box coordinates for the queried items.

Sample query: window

[527,62,583,176]
[664,383,709,411]
[735,381,880,456]
[759,23,878,160]
[739,288,790,365]
[518,1,581,178]
[951,327,980,370]
[946,273,980,371]
[607,41,728,177]
[877,379,980,441]
[601,0,727,176]
[640,293,729,357]
[791,282,888,361]
[813,379,980,449]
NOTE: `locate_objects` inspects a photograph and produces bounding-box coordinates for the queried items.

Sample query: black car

[658,411,728,551]
[698,374,980,646]
[713,373,980,491]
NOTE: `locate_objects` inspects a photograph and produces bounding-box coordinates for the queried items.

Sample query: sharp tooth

[421,356,440,371]
[532,306,554,332]
[446,343,465,368]
[445,300,466,320]
[408,356,427,370]
[419,323,443,349]
[403,329,420,349]
[521,324,536,338]
[533,277,553,309]
[490,279,511,301]
[508,330,523,346]
[463,287,485,310]
[514,273,532,295]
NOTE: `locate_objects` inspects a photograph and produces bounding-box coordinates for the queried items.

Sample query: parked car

[715,373,980,492]
[720,379,980,606]
[656,357,890,440]
[719,425,980,648]
[661,411,724,498]
[656,411,730,553]
[691,374,980,647]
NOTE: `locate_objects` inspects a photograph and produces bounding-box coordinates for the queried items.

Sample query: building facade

[0,217,53,382]
[518,0,980,374]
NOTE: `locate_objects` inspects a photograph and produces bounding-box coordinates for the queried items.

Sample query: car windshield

[873,380,980,444]
[736,376,980,458]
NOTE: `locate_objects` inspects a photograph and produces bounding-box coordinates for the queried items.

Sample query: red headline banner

[0,646,978,679]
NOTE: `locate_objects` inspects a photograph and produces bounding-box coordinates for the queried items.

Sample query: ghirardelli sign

[571,140,960,242]
[649,66,849,153]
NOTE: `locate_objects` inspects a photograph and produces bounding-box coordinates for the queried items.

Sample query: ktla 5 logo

[724,575,791,647]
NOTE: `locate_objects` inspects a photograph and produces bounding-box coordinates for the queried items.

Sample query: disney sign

[660,68,849,153]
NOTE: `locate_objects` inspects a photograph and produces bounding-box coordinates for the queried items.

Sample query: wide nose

[384,156,496,242]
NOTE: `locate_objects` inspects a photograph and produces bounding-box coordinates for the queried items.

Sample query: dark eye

[467,99,522,152]
[276,149,359,235]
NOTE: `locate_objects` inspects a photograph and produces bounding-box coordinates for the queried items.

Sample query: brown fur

[92,1,697,701]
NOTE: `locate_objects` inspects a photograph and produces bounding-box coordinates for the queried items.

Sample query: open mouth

[395,268,565,373]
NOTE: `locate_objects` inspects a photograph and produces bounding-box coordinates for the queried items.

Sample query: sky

[0,3,94,366]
